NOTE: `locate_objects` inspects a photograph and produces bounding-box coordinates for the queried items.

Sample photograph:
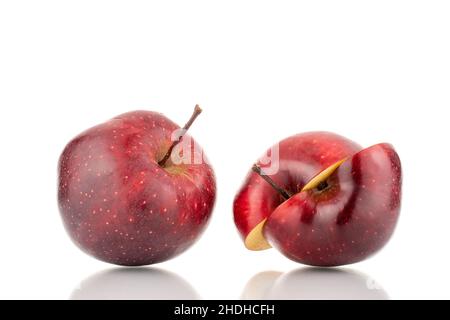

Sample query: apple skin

[264,143,401,266]
[58,111,216,266]
[233,132,362,244]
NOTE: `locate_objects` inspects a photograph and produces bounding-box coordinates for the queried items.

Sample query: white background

[0,1,449,300]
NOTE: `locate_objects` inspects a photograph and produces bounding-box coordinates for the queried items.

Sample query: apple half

[233,132,402,266]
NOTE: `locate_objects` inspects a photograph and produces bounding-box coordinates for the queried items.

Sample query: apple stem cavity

[158,104,203,167]
[316,180,329,192]
[252,164,293,200]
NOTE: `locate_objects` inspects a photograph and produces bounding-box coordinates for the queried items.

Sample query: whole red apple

[58,106,216,266]
[233,132,402,266]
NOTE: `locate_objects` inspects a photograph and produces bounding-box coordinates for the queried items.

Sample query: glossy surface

[264,143,402,266]
[233,132,361,243]
[58,111,216,266]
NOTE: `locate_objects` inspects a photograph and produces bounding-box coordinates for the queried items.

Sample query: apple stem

[252,164,293,200]
[158,105,203,167]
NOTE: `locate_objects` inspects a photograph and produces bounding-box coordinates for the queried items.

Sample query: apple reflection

[71,267,200,300]
[242,268,389,300]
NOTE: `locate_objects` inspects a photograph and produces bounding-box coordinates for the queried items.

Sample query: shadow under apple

[242,267,389,300]
[71,267,200,300]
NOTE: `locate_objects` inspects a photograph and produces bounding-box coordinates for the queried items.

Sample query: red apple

[233,133,402,266]
[58,106,216,266]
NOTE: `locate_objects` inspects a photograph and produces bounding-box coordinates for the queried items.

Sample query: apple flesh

[58,110,216,266]
[233,132,362,250]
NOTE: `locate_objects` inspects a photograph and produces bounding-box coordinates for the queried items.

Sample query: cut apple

[235,134,401,267]
[244,158,347,251]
